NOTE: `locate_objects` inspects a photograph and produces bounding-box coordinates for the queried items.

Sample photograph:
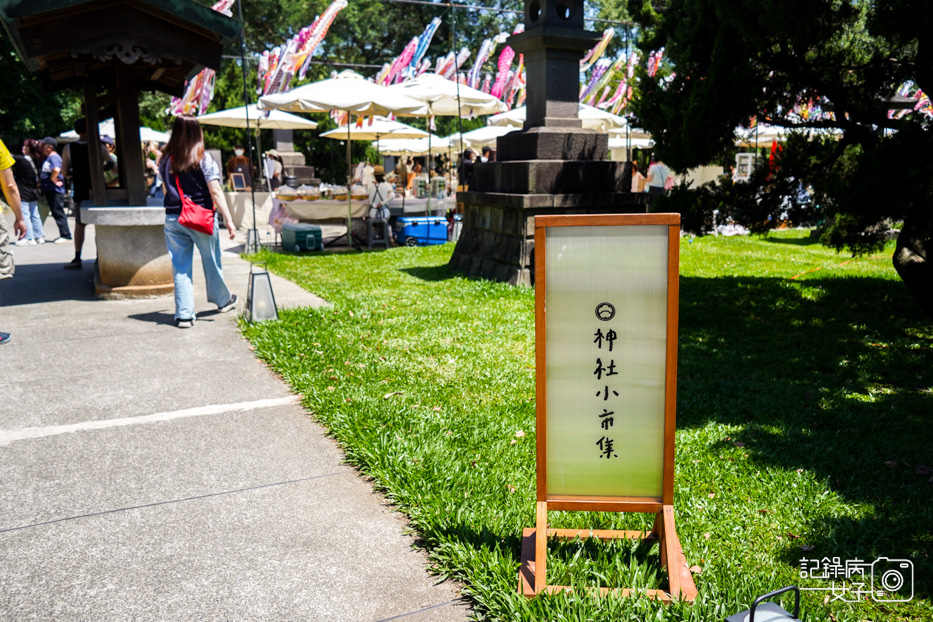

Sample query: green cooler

[281,222,323,252]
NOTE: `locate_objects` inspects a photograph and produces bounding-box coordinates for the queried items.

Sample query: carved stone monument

[449,0,648,286]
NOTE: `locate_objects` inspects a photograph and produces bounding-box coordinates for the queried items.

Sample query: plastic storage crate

[281,222,323,252]
[394,216,449,246]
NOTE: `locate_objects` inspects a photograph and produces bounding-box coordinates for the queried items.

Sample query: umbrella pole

[426,128,432,216]
[255,126,269,193]
[347,117,353,246]
[237,0,259,254]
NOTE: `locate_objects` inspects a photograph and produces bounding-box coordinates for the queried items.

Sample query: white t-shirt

[368,181,394,219]
[646,162,671,188]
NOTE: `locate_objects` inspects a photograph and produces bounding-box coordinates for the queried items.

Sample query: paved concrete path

[0,218,469,620]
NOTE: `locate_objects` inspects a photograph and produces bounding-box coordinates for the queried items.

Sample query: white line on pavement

[0,396,301,446]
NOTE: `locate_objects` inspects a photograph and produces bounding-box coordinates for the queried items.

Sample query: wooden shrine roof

[0,0,241,96]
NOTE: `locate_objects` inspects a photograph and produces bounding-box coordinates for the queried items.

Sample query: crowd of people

[0,116,248,339]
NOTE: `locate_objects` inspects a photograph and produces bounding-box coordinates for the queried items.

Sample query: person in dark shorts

[60,119,116,269]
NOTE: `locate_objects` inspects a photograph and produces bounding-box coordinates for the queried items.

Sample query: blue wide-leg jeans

[164,215,232,321]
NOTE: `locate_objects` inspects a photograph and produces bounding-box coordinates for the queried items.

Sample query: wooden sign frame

[520,213,696,602]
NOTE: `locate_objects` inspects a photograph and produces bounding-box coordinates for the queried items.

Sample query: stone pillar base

[93,264,175,299]
[82,206,173,299]
[449,192,649,287]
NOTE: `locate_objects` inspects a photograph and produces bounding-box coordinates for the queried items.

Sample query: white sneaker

[35,238,47,245]
[14,239,36,246]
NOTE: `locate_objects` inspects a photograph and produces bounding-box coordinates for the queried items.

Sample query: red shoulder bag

[174,175,215,235]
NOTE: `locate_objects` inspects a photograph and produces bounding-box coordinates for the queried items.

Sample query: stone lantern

[448,0,648,286]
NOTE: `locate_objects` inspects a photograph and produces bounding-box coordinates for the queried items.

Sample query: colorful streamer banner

[579,58,611,103]
[580,28,614,73]
[468,33,508,90]
[259,0,348,96]
[211,0,236,16]
[606,51,639,114]
[406,18,442,80]
[505,52,525,109]
[168,0,236,115]
[378,37,418,85]
[491,25,524,99]
[646,47,664,78]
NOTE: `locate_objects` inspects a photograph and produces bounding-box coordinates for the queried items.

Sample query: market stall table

[278,198,369,221]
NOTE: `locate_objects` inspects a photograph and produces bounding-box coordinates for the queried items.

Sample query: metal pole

[237,0,259,252]
[451,3,465,160]
[347,119,353,243]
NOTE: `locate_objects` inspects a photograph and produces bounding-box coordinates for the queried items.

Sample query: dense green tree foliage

[0,33,82,141]
[631,0,933,314]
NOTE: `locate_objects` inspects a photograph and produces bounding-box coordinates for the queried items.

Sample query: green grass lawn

[242,230,932,621]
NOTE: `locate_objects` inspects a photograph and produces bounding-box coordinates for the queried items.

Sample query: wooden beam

[534,223,548,501]
[534,501,548,594]
[114,66,147,205]
[663,221,681,505]
[84,85,108,208]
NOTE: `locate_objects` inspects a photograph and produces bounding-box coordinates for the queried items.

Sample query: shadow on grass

[761,234,821,246]
[678,274,933,601]
[400,264,459,282]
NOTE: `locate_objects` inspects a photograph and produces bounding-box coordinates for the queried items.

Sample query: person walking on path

[0,138,27,344]
[159,115,238,329]
[645,155,672,211]
[11,139,45,245]
[38,136,71,242]
[61,119,116,270]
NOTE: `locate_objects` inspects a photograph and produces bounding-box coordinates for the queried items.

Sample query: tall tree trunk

[893,206,933,317]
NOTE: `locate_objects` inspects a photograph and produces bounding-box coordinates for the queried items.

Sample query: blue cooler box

[394,216,449,246]
[281,222,323,252]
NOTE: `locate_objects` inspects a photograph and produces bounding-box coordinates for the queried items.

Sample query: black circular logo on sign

[595,302,615,321]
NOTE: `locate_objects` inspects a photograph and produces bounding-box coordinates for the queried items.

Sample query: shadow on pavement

[0,262,96,307]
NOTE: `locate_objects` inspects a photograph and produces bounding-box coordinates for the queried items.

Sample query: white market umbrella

[608,136,655,150]
[197,104,319,130]
[321,117,428,148]
[388,74,507,212]
[488,103,627,133]
[377,135,449,156]
[458,125,519,150]
[60,118,169,144]
[198,104,319,192]
[608,126,654,140]
[259,71,429,242]
[735,124,787,148]
[607,126,655,160]
[259,70,428,117]
[322,119,428,203]
[387,73,508,117]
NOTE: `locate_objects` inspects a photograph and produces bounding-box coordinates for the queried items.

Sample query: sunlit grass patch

[243,230,932,621]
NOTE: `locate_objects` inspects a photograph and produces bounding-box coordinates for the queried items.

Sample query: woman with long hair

[159,115,238,328]
[11,139,46,244]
